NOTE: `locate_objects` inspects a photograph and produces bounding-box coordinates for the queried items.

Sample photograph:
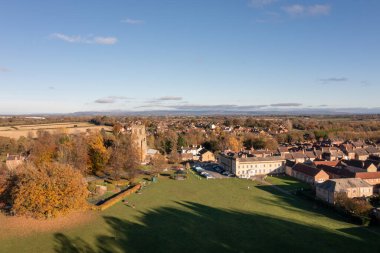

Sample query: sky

[0,0,379,114]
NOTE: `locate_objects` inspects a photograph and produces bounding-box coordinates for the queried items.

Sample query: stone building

[316,178,373,204]
[6,154,25,171]
[131,124,147,163]
[218,153,285,178]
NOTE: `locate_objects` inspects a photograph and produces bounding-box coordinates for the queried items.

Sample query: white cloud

[319,77,348,84]
[158,96,183,101]
[308,4,331,16]
[0,67,10,72]
[94,96,131,104]
[283,4,305,16]
[51,33,83,43]
[283,4,331,17]
[121,18,144,25]
[93,37,118,45]
[270,103,302,107]
[249,0,277,8]
[50,33,118,45]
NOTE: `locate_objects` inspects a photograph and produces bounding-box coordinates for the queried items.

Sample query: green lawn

[1,174,380,253]
[265,174,311,191]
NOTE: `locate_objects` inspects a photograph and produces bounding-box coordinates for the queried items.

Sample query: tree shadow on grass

[255,184,353,223]
[54,202,380,253]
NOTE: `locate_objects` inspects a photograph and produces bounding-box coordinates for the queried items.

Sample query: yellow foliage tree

[87,133,109,175]
[226,136,242,152]
[9,163,89,219]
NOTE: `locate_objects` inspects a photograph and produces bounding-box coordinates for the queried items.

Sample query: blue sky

[0,0,379,114]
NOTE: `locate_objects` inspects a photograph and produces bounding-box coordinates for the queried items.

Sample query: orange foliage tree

[29,130,57,166]
[87,133,109,175]
[8,163,89,219]
[226,136,242,152]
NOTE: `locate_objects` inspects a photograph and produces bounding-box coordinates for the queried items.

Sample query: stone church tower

[131,124,147,162]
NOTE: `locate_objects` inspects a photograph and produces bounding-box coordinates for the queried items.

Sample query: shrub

[106,183,116,191]
[335,193,373,217]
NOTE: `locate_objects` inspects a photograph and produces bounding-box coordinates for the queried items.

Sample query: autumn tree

[6,163,88,219]
[264,138,279,150]
[335,192,373,216]
[168,149,180,164]
[0,164,8,207]
[243,136,265,150]
[225,135,242,151]
[29,130,57,166]
[112,123,123,136]
[56,134,89,175]
[87,133,109,176]
[107,134,140,180]
[150,153,167,172]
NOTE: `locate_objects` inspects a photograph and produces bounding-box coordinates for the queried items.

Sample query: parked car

[204,174,214,179]
[222,171,229,176]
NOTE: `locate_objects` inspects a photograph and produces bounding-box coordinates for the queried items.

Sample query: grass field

[265,174,311,191]
[0,174,380,253]
[0,122,112,139]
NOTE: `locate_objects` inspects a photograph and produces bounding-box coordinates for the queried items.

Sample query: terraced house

[218,153,285,179]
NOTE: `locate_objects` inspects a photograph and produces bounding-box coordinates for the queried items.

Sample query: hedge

[95,184,141,211]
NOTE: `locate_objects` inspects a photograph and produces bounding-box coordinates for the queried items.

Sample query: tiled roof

[292,163,322,177]
[317,178,371,192]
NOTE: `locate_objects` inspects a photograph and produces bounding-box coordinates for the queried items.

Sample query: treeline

[0,116,91,127]
[150,129,279,153]
[0,129,141,219]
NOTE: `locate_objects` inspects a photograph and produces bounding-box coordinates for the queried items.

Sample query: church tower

[131,124,147,163]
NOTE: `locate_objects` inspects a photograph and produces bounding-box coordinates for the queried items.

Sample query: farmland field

[0,122,112,139]
[0,174,379,253]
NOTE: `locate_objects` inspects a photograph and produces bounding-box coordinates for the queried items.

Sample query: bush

[106,183,116,191]
[5,163,89,219]
[87,182,97,193]
[335,193,373,217]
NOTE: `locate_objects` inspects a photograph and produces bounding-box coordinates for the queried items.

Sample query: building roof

[278,146,289,153]
[199,149,212,155]
[316,165,354,178]
[366,146,380,154]
[317,178,372,192]
[6,154,24,161]
[292,163,323,177]
[238,156,285,163]
[292,152,307,159]
[355,148,369,156]
[355,172,380,180]
[313,161,340,167]
[352,141,365,148]
[284,153,293,160]
[305,151,316,159]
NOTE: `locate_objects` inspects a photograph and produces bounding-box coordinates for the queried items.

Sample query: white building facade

[218,154,286,179]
